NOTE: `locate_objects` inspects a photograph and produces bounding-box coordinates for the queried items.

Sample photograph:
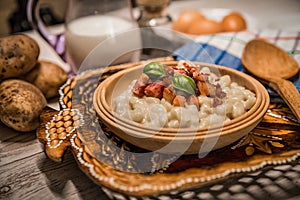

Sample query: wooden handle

[269,77,300,122]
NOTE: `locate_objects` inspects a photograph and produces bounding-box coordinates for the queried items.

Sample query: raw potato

[23,60,68,99]
[0,79,47,132]
[0,34,40,80]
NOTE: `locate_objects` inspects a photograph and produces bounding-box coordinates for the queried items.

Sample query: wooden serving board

[37,58,300,198]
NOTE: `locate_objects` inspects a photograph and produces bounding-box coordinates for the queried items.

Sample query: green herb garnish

[172,75,196,95]
[143,62,165,80]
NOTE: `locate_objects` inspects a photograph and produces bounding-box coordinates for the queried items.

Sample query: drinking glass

[27,0,142,73]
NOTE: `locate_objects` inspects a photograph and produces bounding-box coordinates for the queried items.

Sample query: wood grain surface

[1,25,300,199]
[0,121,109,200]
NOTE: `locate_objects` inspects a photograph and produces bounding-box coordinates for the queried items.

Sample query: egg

[221,12,247,32]
[172,10,205,33]
[187,19,223,35]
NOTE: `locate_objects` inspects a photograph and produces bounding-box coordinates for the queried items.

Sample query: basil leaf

[172,75,196,95]
[143,62,165,80]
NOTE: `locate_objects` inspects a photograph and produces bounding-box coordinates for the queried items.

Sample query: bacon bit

[182,62,192,69]
[132,73,149,97]
[138,73,150,84]
[173,95,186,107]
[197,81,224,97]
[207,83,217,97]
[170,65,179,70]
[189,66,200,73]
[144,81,165,99]
[213,97,223,107]
[219,91,227,98]
[197,81,209,96]
[133,63,227,108]
[162,75,173,86]
[132,85,145,97]
[193,72,209,82]
[164,67,175,76]
[188,95,200,109]
[163,86,176,103]
[174,69,187,76]
[184,64,200,76]
[216,83,226,98]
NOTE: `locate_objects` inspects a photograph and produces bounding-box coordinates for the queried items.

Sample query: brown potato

[23,60,68,99]
[0,79,47,132]
[0,34,40,80]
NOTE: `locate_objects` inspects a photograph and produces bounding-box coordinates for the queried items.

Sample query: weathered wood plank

[0,122,109,200]
[0,122,43,166]
[0,150,109,200]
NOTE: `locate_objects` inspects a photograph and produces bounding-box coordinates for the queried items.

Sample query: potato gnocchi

[114,61,256,129]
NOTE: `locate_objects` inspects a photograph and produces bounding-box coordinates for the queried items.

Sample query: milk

[65,15,141,72]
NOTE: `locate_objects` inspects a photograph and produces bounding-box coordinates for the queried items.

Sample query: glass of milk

[27,0,142,73]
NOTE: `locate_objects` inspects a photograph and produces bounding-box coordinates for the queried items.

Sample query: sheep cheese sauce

[114,61,256,129]
[65,15,141,71]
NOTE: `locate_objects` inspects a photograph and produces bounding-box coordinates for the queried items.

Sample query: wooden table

[1,1,300,199]
[0,122,110,199]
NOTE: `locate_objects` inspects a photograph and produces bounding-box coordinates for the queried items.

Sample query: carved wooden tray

[37,58,300,198]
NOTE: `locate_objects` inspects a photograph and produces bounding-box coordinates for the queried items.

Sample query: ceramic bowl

[93,61,270,154]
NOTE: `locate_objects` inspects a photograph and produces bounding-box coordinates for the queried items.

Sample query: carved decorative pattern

[231,132,284,155]
[37,59,300,197]
[45,108,84,148]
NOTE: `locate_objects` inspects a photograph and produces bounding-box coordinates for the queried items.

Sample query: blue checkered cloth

[174,41,245,72]
[173,31,300,96]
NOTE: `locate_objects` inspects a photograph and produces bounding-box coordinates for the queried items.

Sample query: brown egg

[221,12,247,32]
[186,19,223,35]
[172,10,206,33]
